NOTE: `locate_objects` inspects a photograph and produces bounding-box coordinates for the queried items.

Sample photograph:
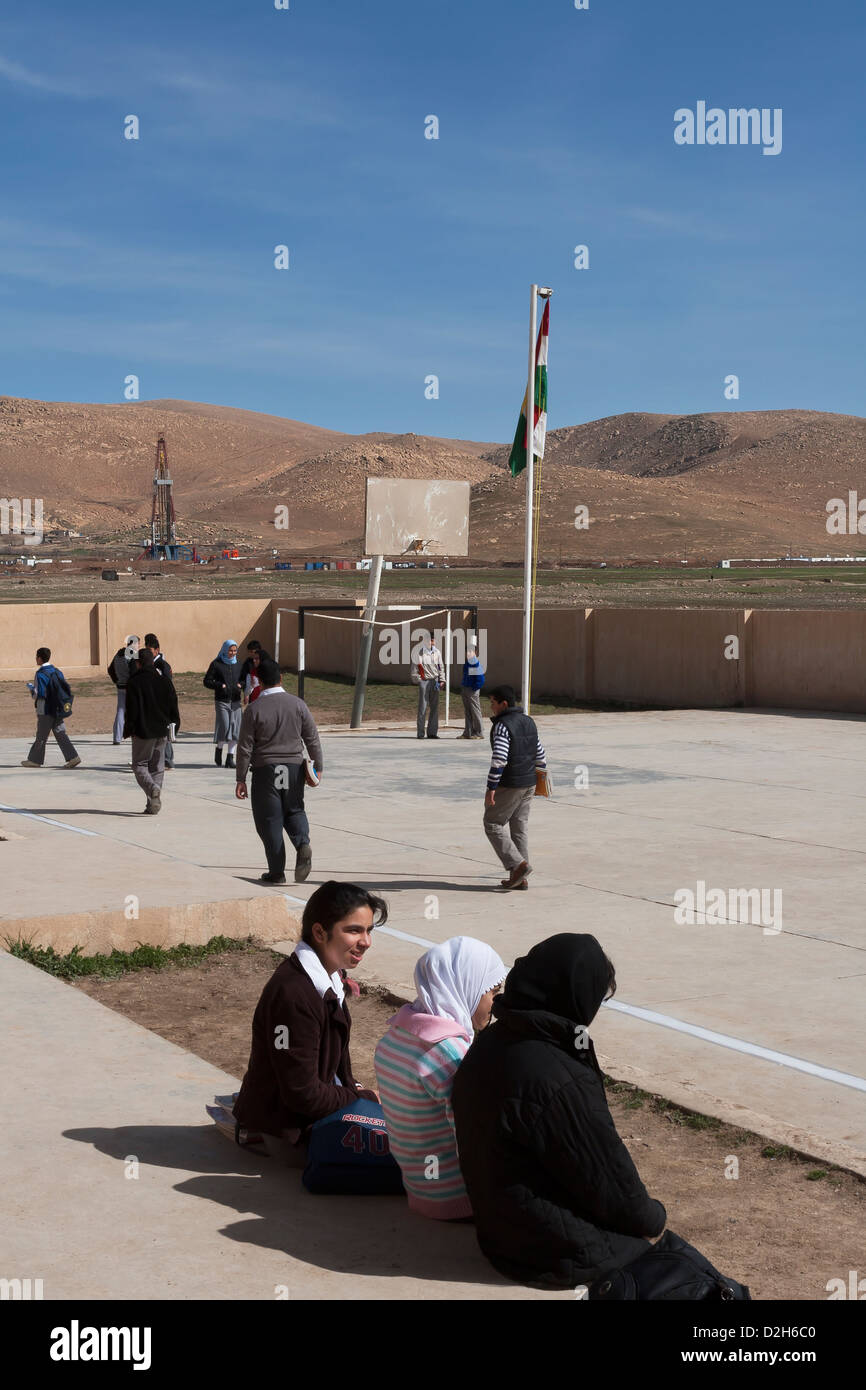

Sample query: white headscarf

[412,936,507,1038]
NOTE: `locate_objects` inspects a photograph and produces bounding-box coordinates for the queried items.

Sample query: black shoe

[225,754,236,769]
[427,735,439,739]
[260,871,287,884]
[214,748,223,766]
[294,844,312,882]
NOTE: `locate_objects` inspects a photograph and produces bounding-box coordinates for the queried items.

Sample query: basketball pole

[350,553,384,728]
[445,606,451,725]
[521,285,538,715]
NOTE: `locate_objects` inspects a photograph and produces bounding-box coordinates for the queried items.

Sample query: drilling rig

[142,435,195,561]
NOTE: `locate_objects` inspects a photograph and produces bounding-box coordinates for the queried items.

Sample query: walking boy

[21,648,81,769]
[124,648,180,814]
[235,657,323,884]
[483,685,547,890]
[144,633,176,769]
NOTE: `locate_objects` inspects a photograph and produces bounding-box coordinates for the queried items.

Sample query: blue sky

[1,0,863,441]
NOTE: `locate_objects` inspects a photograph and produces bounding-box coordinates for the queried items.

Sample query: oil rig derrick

[142,435,195,561]
[150,435,177,556]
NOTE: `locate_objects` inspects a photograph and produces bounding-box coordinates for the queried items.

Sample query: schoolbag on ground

[588,1230,751,1301]
[45,671,74,719]
[302,1098,405,1195]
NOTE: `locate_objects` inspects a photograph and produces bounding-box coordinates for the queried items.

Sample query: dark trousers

[250,763,310,876]
[28,714,78,765]
[131,736,166,800]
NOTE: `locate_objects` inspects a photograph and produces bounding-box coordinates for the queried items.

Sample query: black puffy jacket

[203,657,242,705]
[491,705,538,789]
[452,934,666,1289]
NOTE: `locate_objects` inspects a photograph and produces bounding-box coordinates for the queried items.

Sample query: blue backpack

[44,670,74,719]
[302,1098,405,1196]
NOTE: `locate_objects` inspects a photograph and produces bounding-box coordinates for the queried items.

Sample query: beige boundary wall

[270,602,866,713]
[2,598,274,680]
[4,598,866,713]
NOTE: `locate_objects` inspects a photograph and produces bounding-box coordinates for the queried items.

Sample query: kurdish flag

[508,298,549,477]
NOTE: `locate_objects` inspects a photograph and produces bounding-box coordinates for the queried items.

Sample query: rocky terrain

[1,397,864,562]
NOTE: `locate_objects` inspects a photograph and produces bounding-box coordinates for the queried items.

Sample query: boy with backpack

[21,648,81,769]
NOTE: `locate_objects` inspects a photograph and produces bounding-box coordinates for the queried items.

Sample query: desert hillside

[1,397,864,561]
[476,409,866,561]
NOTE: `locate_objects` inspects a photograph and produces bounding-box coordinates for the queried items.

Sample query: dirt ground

[2,688,218,739]
[6,563,866,609]
[71,945,865,1301]
[1,672,583,739]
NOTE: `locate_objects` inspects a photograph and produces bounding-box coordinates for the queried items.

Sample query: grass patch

[805,1169,828,1182]
[53,667,588,724]
[761,1144,795,1160]
[650,1098,721,1129]
[682,1113,722,1132]
[6,934,255,979]
[608,1083,723,1131]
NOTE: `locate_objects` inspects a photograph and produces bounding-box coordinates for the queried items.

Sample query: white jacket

[417,644,446,681]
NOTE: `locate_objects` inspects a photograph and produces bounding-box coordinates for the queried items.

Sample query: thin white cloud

[0,45,346,128]
[0,53,88,96]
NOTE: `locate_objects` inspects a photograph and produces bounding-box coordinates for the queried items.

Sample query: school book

[535,768,554,798]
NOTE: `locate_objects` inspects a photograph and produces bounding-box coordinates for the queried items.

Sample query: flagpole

[522,284,538,715]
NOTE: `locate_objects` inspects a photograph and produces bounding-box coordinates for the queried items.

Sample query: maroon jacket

[233,952,376,1142]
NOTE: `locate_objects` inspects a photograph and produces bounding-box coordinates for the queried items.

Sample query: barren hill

[0,397,351,543]
[250,434,498,550]
[1,397,864,561]
[475,409,866,561]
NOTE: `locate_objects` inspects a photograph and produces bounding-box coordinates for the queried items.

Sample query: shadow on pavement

[65,1123,512,1288]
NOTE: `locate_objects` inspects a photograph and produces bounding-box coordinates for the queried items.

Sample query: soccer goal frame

[274,602,479,718]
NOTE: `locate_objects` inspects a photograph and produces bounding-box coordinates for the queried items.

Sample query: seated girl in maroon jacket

[233,881,387,1160]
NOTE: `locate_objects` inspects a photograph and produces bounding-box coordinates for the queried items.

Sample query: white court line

[604,1000,866,1093]
[375,926,866,1094]
[376,924,445,950]
[0,804,99,837]
[9,809,865,1095]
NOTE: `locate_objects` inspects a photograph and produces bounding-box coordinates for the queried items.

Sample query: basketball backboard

[364,478,470,557]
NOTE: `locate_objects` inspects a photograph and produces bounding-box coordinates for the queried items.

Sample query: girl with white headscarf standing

[203,639,243,768]
[374,936,506,1220]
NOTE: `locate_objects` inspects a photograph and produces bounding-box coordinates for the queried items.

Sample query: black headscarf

[494,933,613,1027]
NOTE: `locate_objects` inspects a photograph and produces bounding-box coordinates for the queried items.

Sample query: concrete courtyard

[2,706,865,1298]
